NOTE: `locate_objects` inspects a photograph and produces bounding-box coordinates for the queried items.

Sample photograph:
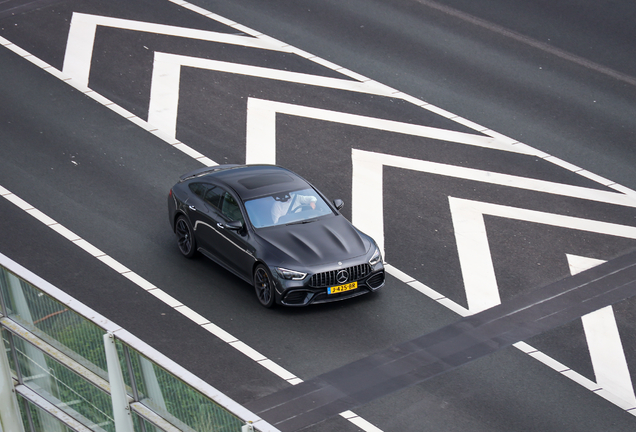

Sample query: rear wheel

[254,264,275,308]
[175,216,196,258]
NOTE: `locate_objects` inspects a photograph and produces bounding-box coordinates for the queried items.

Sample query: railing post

[104,332,134,432]
[0,332,25,432]
[5,273,62,432]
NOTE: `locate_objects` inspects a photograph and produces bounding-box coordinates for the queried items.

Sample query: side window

[221,192,244,223]
[188,183,207,198]
[203,186,223,209]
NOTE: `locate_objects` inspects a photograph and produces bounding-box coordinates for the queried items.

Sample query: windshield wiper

[286,218,316,226]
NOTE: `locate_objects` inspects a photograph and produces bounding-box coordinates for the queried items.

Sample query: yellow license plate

[328,281,357,294]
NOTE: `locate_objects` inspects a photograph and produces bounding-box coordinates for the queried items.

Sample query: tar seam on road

[245,250,636,431]
[415,0,636,88]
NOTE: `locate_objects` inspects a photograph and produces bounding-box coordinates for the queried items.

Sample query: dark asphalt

[247,250,636,430]
[1,1,636,431]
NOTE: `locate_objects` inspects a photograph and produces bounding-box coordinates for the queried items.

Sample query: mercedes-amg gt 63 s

[167,164,385,307]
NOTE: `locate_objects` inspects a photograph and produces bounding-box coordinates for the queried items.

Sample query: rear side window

[204,187,223,209]
[188,183,207,197]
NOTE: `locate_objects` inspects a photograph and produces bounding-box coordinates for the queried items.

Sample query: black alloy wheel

[175,216,196,258]
[254,264,275,308]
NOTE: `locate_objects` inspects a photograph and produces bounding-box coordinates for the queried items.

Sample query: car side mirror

[333,199,344,210]
[224,220,243,231]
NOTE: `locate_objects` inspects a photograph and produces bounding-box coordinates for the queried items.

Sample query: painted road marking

[448,197,636,312]
[244,98,538,165]
[0,184,302,391]
[350,149,636,262]
[0,36,217,168]
[3,0,636,422]
[148,53,394,138]
[63,12,292,88]
[568,255,636,409]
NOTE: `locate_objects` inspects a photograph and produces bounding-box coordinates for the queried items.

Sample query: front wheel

[175,216,196,258]
[254,264,276,308]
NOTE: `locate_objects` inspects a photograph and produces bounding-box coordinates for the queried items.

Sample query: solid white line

[246,98,278,164]
[582,306,636,408]
[5,1,636,425]
[451,197,636,238]
[448,197,499,313]
[339,411,384,432]
[0,186,303,394]
[0,35,217,168]
[355,150,636,208]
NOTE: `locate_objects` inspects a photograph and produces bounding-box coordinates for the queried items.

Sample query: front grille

[310,263,371,287]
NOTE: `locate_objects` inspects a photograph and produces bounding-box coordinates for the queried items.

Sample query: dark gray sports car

[167,164,385,307]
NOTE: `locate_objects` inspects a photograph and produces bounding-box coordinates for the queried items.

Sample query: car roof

[187,165,312,201]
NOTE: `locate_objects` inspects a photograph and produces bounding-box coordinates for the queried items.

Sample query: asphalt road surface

[1,1,635,431]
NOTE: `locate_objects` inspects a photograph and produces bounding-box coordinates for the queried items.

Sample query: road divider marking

[351,148,636,264]
[4,0,636,425]
[568,255,636,409]
[0,35,217,168]
[63,12,292,88]
[149,53,394,138]
[0,185,302,388]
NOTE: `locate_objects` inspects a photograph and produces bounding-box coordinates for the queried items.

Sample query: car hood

[256,215,370,266]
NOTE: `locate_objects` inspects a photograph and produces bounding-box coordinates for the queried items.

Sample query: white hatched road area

[1,0,636,429]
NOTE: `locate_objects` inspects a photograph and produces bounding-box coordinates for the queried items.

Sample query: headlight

[369,247,382,266]
[276,267,307,280]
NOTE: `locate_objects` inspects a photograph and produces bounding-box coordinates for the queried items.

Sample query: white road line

[568,255,636,409]
[4,0,636,425]
[351,149,636,263]
[386,264,636,414]
[63,12,291,88]
[0,36,217,168]
[0,186,303,390]
[244,98,537,166]
[583,306,636,410]
[148,53,395,138]
[449,197,636,313]
[339,411,384,432]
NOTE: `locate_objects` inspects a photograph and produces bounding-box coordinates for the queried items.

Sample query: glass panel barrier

[0,258,260,432]
[0,266,108,381]
[11,333,115,431]
[125,345,244,432]
[18,394,78,432]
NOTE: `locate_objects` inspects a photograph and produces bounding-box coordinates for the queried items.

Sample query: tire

[175,215,196,258]
[254,264,276,308]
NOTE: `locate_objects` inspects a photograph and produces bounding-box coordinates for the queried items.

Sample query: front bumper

[277,266,385,306]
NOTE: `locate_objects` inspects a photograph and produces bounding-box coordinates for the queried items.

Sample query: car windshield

[244,188,332,228]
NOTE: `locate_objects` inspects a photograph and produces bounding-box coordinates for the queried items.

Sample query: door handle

[217,222,225,229]
[188,205,196,212]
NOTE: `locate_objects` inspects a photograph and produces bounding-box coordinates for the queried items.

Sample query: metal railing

[0,253,275,432]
